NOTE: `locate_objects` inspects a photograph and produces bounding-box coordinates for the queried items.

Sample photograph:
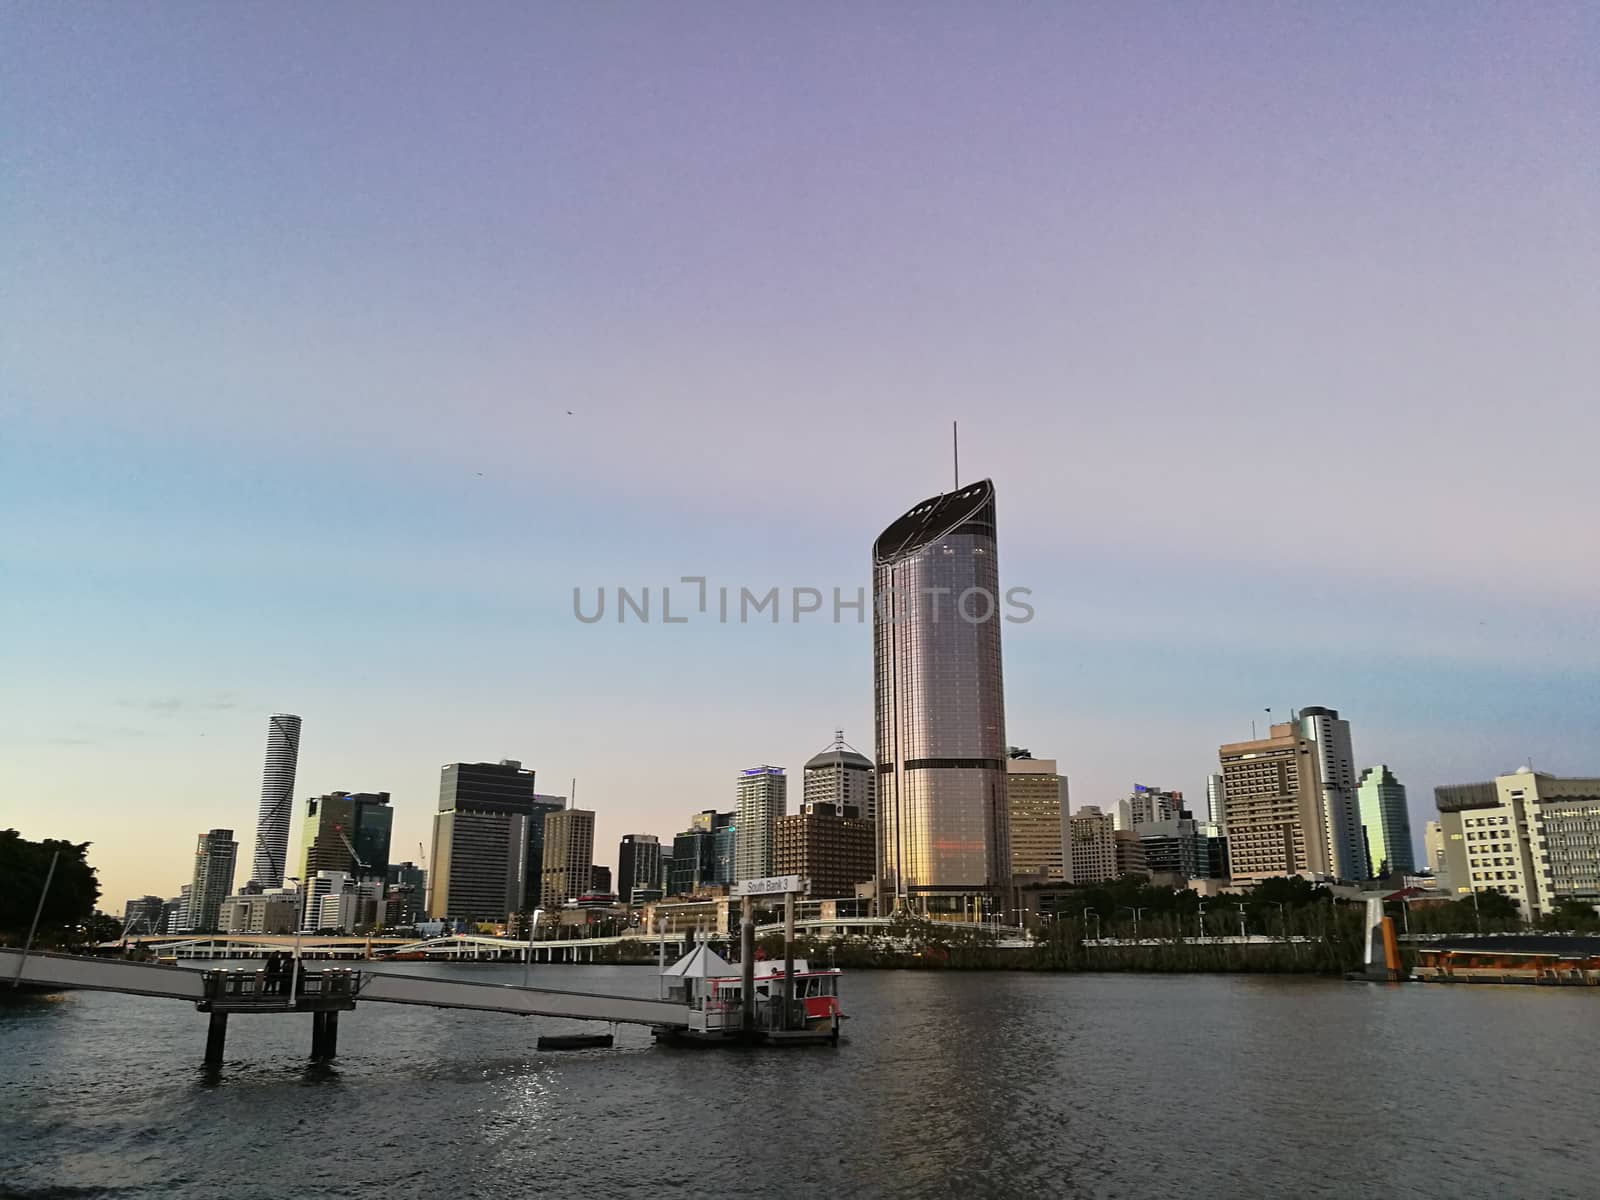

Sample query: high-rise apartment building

[618,834,663,904]
[186,828,238,933]
[1206,773,1226,826]
[734,766,787,882]
[803,733,876,822]
[540,809,595,910]
[428,760,563,923]
[250,713,302,888]
[1356,765,1415,878]
[1434,770,1600,919]
[1006,752,1069,880]
[590,865,611,895]
[773,801,875,899]
[1218,722,1329,884]
[1297,706,1364,881]
[1068,806,1119,885]
[298,791,393,882]
[874,480,1010,917]
[1127,784,1182,828]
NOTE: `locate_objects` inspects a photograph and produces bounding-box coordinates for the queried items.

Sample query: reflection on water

[2,963,1598,1199]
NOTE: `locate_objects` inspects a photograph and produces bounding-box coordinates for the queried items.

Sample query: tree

[0,830,101,946]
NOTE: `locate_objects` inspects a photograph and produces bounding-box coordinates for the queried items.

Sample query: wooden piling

[204,1011,228,1065]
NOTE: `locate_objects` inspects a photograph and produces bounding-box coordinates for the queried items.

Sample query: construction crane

[335,827,370,872]
[417,840,427,870]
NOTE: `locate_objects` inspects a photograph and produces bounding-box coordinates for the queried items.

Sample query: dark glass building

[298,791,393,882]
[428,760,564,923]
[873,479,1010,916]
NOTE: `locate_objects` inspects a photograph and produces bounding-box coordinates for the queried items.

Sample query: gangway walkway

[2,947,692,1065]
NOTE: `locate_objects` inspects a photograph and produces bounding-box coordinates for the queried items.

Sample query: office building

[735,766,787,882]
[804,732,877,822]
[540,809,595,910]
[122,896,166,936]
[1115,830,1147,878]
[1068,806,1119,885]
[1434,770,1600,919]
[1357,764,1415,878]
[1297,706,1364,881]
[617,834,662,904]
[1138,814,1229,881]
[250,713,302,888]
[428,759,563,923]
[1423,820,1447,881]
[773,801,875,899]
[1206,773,1226,826]
[874,479,1010,916]
[218,889,299,935]
[1128,784,1182,828]
[298,791,393,883]
[669,811,735,896]
[590,865,612,895]
[186,829,238,933]
[1218,722,1329,884]
[1006,752,1070,880]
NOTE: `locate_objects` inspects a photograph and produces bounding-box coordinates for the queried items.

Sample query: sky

[3,3,1598,909]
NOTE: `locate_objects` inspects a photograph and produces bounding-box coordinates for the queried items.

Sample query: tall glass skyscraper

[873,479,1009,917]
[250,713,301,888]
[1357,764,1415,878]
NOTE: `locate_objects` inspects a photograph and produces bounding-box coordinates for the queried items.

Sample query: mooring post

[740,894,755,1038]
[782,890,796,1030]
[204,1011,228,1066]
[323,1010,339,1059]
[310,1011,326,1060]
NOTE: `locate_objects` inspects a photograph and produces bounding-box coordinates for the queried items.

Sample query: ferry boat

[654,943,843,1046]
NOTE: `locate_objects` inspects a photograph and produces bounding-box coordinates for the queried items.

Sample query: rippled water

[2,962,1597,1199]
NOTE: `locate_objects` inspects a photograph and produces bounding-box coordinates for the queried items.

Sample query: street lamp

[1118,906,1150,941]
[1082,907,1101,941]
[1196,902,1208,941]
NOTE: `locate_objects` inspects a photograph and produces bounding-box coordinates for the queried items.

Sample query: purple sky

[3,4,1598,906]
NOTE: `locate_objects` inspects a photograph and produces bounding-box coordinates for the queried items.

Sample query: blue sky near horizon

[3,4,1598,905]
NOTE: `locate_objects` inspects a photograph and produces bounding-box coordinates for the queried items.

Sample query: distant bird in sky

[566,409,574,415]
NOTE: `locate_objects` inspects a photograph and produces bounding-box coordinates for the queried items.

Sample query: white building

[734,766,787,883]
[1435,769,1600,919]
[803,734,876,822]
[1297,706,1364,881]
[1205,773,1226,826]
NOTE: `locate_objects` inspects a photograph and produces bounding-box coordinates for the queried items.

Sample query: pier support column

[740,894,755,1038]
[323,1011,339,1059]
[783,891,796,1031]
[204,1011,228,1065]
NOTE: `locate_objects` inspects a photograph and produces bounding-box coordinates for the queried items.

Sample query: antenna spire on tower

[952,420,960,490]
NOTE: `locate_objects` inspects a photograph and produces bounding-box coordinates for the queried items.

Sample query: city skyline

[4,5,1598,909]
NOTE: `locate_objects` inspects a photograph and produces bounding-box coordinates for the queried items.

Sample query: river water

[2,962,1597,1199]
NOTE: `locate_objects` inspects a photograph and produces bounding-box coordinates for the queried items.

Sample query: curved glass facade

[873,480,1009,914]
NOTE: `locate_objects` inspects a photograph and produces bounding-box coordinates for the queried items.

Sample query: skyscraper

[539,809,595,910]
[617,834,662,903]
[1005,751,1069,880]
[1357,764,1415,878]
[186,828,238,933]
[1218,722,1329,884]
[1297,706,1364,881]
[1206,773,1226,826]
[298,791,393,882]
[428,760,563,923]
[874,479,1010,917]
[250,713,301,888]
[803,732,876,821]
[734,766,787,882]
[668,811,734,896]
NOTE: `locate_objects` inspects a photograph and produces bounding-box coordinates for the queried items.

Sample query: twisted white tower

[250,713,302,887]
